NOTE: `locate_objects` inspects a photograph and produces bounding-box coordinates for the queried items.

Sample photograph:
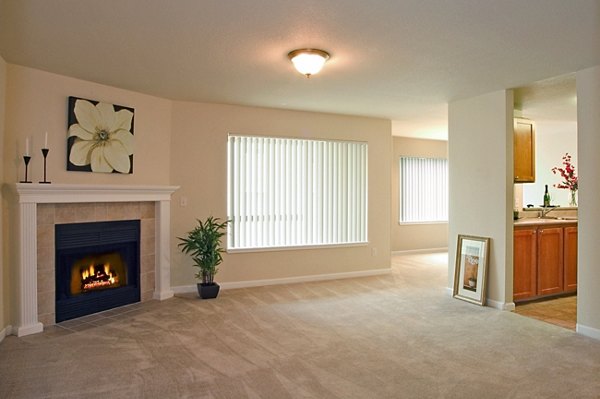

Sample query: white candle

[44,131,48,149]
[25,137,30,156]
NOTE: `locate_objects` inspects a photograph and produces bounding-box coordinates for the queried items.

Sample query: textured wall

[169,101,392,287]
[576,64,600,338]
[0,55,6,335]
[448,90,514,308]
[391,136,448,252]
[4,65,172,186]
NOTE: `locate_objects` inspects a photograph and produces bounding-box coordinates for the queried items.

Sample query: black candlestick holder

[39,148,51,184]
[20,155,32,183]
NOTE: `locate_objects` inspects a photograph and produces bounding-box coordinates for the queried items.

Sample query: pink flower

[552,153,578,191]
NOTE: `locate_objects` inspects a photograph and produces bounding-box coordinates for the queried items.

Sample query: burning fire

[81,263,119,291]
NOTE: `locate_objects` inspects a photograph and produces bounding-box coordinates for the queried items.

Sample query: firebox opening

[55,219,140,323]
[70,252,127,296]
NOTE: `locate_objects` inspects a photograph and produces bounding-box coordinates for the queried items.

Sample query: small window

[400,157,448,223]
[228,135,368,250]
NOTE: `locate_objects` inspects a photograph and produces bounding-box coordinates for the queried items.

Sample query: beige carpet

[1,253,600,398]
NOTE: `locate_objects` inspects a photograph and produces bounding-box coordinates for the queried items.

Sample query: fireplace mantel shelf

[12,183,179,203]
[8,183,179,337]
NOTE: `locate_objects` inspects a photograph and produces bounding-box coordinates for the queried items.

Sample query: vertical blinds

[227,135,368,249]
[400,157,448,223]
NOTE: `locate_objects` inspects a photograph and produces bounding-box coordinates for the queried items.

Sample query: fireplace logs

[81,263,120,292]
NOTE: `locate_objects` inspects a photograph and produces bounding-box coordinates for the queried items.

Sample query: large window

[400,156,448,223]
[227,135,368,250]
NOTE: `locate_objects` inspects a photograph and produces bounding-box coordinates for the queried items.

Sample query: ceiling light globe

[288,49,330,77]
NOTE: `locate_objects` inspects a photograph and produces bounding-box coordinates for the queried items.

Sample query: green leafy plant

[178,217,228,285]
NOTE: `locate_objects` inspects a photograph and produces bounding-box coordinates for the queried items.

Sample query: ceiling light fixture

[287,48,330,78]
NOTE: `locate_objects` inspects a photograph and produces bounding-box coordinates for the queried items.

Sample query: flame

[81,262,119,291]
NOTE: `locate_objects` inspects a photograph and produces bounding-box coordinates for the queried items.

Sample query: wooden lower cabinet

[563,226,578,293]
[513,223,576,302]
[513,228,537,301]
[537,227,563,296]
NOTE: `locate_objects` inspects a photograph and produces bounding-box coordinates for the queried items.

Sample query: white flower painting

[67,97,135,174]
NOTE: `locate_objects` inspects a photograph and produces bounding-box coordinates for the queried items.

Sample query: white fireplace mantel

[14,183,178,203]
[8,183,179,337]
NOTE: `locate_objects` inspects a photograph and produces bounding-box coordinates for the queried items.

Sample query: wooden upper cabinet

[563,226,578,293]
[514,227,537,301]
[537,227,563,296]
[514,118,535,183]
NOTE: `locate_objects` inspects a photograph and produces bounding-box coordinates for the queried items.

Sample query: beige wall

[0,55,6,333]
[1,64,392,320]
[448,90,513,308]
[4,65,172,186]
[391,137,448,252]
[170,101,391,287]
[576,64,600,338]
[2,65,172,328]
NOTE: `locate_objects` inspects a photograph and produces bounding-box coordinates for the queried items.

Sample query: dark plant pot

[197,282,220,299]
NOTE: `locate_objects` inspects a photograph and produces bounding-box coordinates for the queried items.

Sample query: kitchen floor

[514,295,577,330]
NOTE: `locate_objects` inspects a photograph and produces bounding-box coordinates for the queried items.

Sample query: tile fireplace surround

[6,184,179,337]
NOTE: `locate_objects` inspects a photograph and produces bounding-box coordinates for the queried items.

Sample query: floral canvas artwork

[67,96,135,174]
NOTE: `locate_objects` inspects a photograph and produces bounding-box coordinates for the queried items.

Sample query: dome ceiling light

[287,48,330,78]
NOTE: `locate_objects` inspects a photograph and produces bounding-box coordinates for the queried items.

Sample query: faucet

[540,206,556,218]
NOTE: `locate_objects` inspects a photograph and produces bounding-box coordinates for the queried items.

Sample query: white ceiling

[1,0,598,140]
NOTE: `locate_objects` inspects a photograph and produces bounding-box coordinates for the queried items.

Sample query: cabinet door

[514,228,537,301]
[563,226,578,293]
[537,227,563,296]
[514,119,535,183]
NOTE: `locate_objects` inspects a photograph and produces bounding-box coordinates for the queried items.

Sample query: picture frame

[453,234,490,306]
[67,96,135,174]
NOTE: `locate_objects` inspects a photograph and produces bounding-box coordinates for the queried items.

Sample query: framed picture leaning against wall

[453,235,490,306]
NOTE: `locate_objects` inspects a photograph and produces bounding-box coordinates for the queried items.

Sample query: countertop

[514,217,578,227]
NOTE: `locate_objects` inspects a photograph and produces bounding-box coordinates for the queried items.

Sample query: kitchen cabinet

[514,118,535,183]
[513,227,537,301]
[513,222,576,302]
[563,226,578,293]
[537,227,563,296]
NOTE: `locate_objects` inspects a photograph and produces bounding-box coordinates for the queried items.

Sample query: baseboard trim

[172,268,392,294]
[16,322,44,337]
[392,247,448,256]
[152,290,175,300]
[0,325,11,343]
[445,288,515,310]
[576,323,600,340]
[486,298,516,311]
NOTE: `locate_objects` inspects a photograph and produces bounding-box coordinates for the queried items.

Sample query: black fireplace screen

[55,220,140,322]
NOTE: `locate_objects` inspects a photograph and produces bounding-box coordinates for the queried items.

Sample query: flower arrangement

[551,153,578,206]
[552,153,578,191]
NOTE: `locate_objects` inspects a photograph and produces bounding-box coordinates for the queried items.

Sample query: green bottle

[543,185,551,207]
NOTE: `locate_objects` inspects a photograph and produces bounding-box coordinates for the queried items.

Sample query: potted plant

[178,216,228,299]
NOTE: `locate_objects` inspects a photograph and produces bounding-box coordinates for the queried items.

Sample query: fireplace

[10,183,177,337]
[55,220,141,322]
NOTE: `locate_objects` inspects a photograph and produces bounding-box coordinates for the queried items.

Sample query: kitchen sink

[538,216,578,221]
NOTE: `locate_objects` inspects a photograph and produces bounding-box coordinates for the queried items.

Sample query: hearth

[55,220,140,322]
